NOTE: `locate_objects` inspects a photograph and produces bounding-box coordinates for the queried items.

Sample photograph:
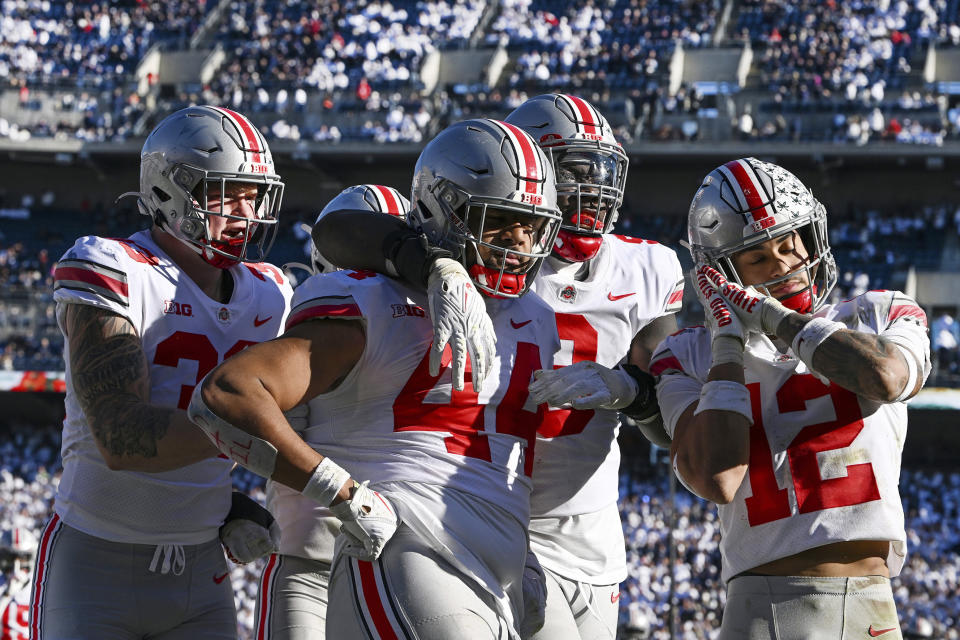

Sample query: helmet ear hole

[179,217,204,240]
[152,186,171,202]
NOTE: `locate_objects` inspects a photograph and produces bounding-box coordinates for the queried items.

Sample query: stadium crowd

[7,0,960,143]
[1,425,958,639]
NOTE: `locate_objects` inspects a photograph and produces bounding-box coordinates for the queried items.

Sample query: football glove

[219,491,281,564]
[329,481,399,562]
[693,265,748,366]
[698,264,792,336]
[427,257,496,393]
[528,361,638,411]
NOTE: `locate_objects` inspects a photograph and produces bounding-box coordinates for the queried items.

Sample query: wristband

[711,335,745,367]
[382,229,454,288]
[791,317,845,371]
[617,364,657,421]
[892,343,919,403]
[693,380,753,423]
[301,458,352,507]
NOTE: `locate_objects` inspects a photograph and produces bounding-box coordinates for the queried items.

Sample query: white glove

[528,361,638,410]
[427,257,497,393]
[329,481,399,561]
[219,492,281,564]
[698,264,792,335]
[518,550,547,639]
[693,265,748,366]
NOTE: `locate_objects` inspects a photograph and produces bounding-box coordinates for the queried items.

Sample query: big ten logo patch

[392,303,425,319]
[163,300,193,316]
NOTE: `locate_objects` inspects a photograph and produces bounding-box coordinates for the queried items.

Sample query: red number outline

[745,375,880,526]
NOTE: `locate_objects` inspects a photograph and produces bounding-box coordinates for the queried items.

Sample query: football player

[32,106,292,639]
[254,184,410,640]
[651,158,930,639]
[312,94,685,639]
[188,119,564,639]
[1,528,35,640]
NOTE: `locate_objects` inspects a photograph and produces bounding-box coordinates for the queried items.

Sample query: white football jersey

[0,579,30,640]
[527,234,684,583]
[278,269,559,555]
[53,231,293,545]
[653,290,930,583]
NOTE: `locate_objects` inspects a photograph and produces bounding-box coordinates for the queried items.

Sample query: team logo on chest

[558,285,578,303]
[163,300,193,317]
[217,307,231,324]
[392,303,426,318]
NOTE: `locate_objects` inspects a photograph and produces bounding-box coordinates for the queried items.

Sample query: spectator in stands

[932,309,960,378]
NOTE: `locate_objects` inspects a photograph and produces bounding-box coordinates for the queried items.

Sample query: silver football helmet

[125,105,284,268]
[0,527,36,576]
[505,94,629,262]
[311,184,410,274]
[409,118,562,298]
[687,157,837,314]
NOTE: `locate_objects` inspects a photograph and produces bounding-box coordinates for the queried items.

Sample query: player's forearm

[312,209,410,275]
[89,401,220,472]
[776,314,908,402]
[674,363,751,503]
[197,370,325,492]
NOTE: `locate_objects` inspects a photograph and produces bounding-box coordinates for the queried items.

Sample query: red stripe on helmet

[371,185,403,216]
[723,159,770,221]
[566,94,598,135]
[216,106,263,164]
[497,120,540,196]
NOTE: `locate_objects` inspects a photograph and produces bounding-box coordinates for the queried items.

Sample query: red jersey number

[744,374,880,527]
[537,313,596,438]
[393,342,544,475]
[153,332,258,409]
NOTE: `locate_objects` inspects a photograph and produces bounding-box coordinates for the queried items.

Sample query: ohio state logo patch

[558,285,577,303]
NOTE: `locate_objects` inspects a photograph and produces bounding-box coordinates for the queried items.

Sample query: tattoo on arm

[811,330,902,399]
[68,305,173,459]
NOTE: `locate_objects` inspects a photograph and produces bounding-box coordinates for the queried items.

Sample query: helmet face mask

[505,94,629,262]
[135,106,284,269]
[409,119,562,298]
[438,180,558,297]
[688,158,837,314]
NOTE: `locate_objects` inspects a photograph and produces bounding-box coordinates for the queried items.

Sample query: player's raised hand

[330,481,399,562]
[697,264,792,336]
[426,257,496,392]
[693,265,748,366]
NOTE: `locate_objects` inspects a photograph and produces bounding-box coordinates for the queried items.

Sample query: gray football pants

[29,515,236,639]
[326,525,514,640]
[720,575,902,640]
[526,567,619,640]
[253,553,330,639]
